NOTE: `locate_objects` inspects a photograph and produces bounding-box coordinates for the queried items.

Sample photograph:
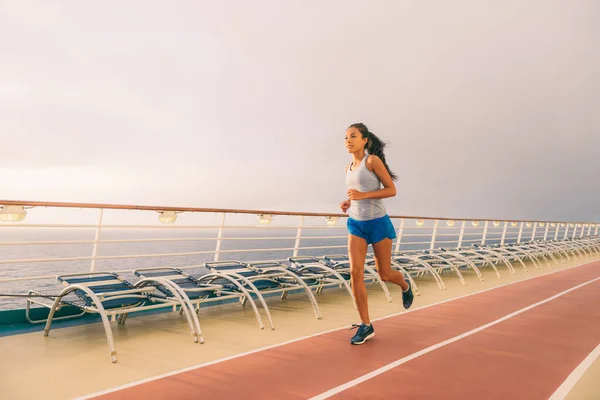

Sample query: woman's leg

[372,238,409,290]
[373,237,414,309]
[349,233,370,324]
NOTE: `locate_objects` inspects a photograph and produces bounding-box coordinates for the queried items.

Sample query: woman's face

[344,127,367,153]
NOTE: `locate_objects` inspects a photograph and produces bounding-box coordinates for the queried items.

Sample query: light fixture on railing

[569,223,575,227]
[158,211,178,224]
[471,221,480,227]
[584,223,589,227]
[511,222,518,227]
[539,222,545,227]
[493,221,501,227]
[0,205,27,222]
[416,219,425,226]
[550,223,556,227]
[325,216,338,226]
[560,223,566,227]
[526,222,532,228]
[577,223,582,228]
[258,214,273,224]
[446,220,455,227]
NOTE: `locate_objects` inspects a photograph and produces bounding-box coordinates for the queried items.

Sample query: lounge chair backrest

[204,261,255,277]
[288,256,328,273]
[288,256,319,264]
[133,267,200,296]
[321,254,349,263]
[391,254,416,265]
[247,262,287,273]
[56,272,145,308]
[321,255,351,269]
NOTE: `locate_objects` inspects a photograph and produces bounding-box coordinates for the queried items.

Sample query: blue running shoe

[402,280,414,309]
[350,323,375,345]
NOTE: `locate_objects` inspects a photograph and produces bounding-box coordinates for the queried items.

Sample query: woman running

[340,123,414,345]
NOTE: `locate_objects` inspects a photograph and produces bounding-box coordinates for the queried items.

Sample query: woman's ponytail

[349,123,398,181]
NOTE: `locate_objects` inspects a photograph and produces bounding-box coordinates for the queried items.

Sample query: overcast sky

[0,0,598,222]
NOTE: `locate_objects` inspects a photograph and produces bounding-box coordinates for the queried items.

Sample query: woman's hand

[340,200,351,213]
[347,189,366,201]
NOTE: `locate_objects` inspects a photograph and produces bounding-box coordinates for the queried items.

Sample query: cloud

[0,0,598,222]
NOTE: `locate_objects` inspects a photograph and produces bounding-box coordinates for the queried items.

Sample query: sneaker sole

[351,332,375,345]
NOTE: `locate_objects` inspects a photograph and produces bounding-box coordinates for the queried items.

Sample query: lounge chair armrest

[183,287,220,293]
[95,287,156,298]
[195,283,223,289]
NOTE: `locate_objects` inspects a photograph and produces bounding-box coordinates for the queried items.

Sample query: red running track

[88,261,600,400]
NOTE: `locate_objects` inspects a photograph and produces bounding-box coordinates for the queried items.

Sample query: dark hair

[349,123,398,181]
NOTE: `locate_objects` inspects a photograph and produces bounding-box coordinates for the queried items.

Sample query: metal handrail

[0,200,598,303]
[1,199,598,225]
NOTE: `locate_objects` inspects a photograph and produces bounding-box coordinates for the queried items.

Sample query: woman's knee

[376,261,392,281]
[350,266,364,281]
[378,269,392,282]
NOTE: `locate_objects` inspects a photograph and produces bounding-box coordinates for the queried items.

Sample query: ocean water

[0,225,514,310]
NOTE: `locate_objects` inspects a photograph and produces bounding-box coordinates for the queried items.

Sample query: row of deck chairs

[26,236,600,363]
[25,254,386,363]
[398,236,600,291]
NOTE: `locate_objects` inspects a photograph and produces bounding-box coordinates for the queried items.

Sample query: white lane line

[548,343,600,400]
[77,259,598,400]
[309,276,600,400]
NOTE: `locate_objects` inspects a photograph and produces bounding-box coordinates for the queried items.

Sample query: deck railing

[0,200,598,307]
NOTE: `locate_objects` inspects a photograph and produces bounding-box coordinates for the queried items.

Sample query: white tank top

[345,154,387,221]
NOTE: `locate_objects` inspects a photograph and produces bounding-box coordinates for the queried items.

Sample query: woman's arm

[347,155,396,200]
[341,163,352,211]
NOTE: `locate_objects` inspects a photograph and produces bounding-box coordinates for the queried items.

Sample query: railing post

[213,213,226,262]
[517,222,523,243]
[500,222,508,245]
[564,224,570,240]
[587,224,592,237]
[292,216,304,257]
[531,222,537,241]
[429,220,438,250]
[595,224,599,236]
[554,224,560,240]
[394,218,404,252]
[458,221,466,248]
[543,224,549,241]
[481,221,489,245]
[90,208,104,272]
[580,225,584,238]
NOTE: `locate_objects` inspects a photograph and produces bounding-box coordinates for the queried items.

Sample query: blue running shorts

[347,214,397,245]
